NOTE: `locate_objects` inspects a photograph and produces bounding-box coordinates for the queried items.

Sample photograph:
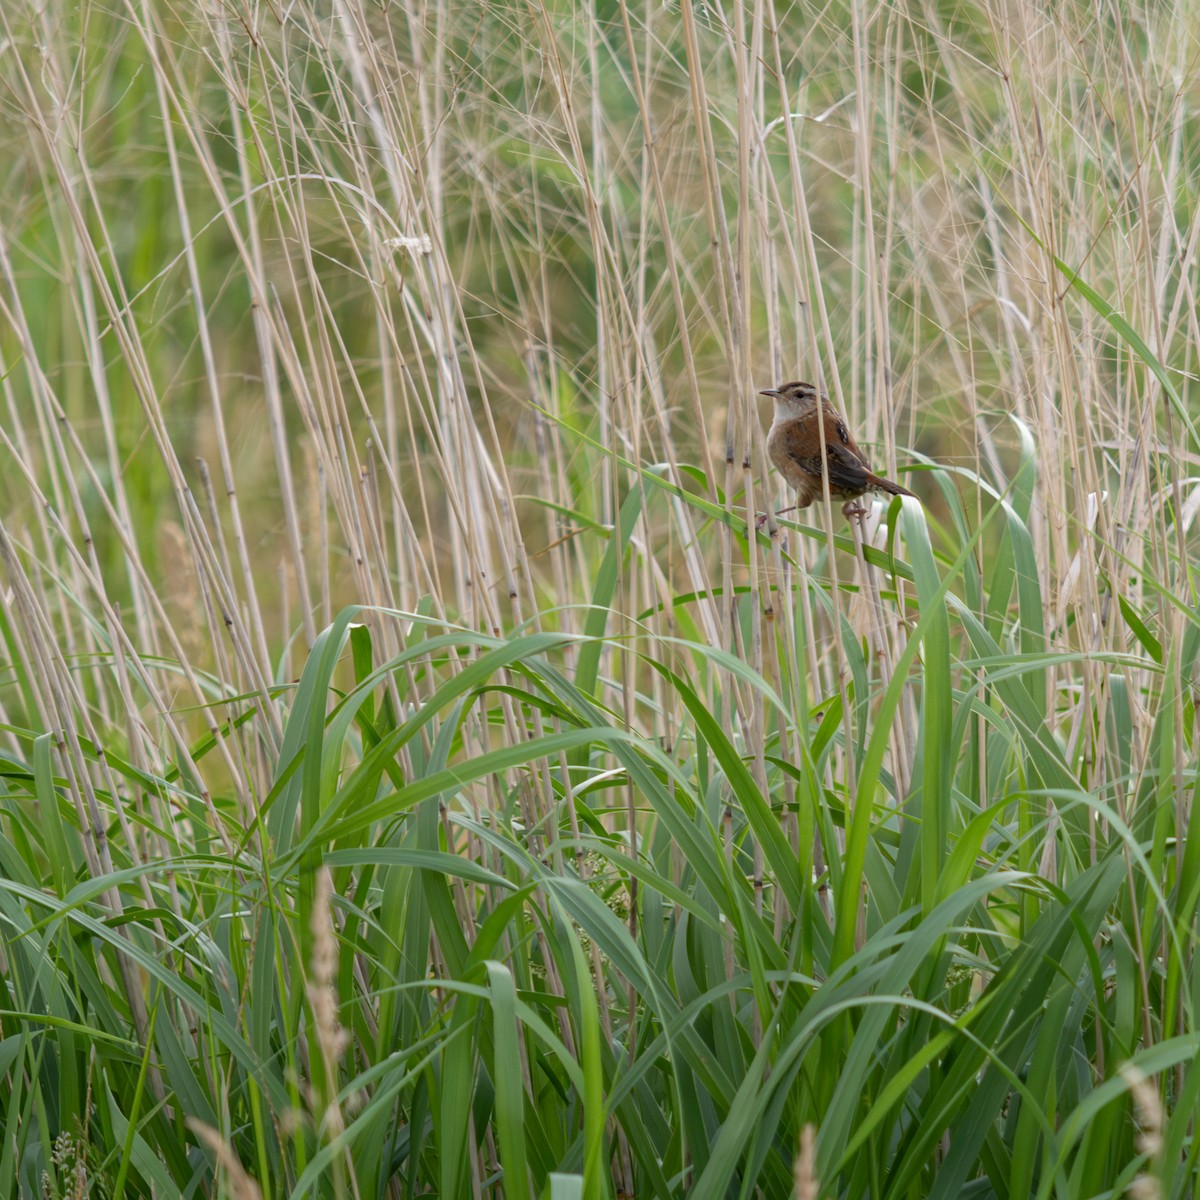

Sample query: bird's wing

[784,422,873,493]
[816,445,872,492]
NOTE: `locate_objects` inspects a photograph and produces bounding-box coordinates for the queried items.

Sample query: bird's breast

[766,420,799,481]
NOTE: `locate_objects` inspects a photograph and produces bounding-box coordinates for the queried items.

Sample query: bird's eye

[836,421,849,443]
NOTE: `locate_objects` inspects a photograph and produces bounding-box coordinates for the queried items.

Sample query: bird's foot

[842,500,869,523]
[755,503,806,534]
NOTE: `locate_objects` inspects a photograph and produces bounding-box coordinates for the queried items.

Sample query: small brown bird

[758,381,915,523]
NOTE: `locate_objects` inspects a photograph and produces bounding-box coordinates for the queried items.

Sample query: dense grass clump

[1,0,1199,1196]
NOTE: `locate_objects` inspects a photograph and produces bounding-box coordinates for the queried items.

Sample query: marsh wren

[758,381,915,524]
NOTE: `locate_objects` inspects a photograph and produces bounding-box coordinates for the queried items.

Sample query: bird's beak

[758,388,781,398]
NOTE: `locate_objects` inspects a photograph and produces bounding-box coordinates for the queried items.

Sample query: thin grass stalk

[149,1,275,681]
[0,523,157,1072]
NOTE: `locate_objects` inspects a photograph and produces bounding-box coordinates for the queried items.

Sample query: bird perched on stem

[758,381,915,525]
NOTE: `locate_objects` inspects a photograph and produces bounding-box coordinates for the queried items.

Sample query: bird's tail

[867,473,916,499]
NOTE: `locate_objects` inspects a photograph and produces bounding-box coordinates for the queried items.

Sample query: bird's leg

[841,499,869,524]
[754,503,799,532]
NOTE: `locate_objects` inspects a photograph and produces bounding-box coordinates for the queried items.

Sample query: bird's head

[757,380,822,419]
